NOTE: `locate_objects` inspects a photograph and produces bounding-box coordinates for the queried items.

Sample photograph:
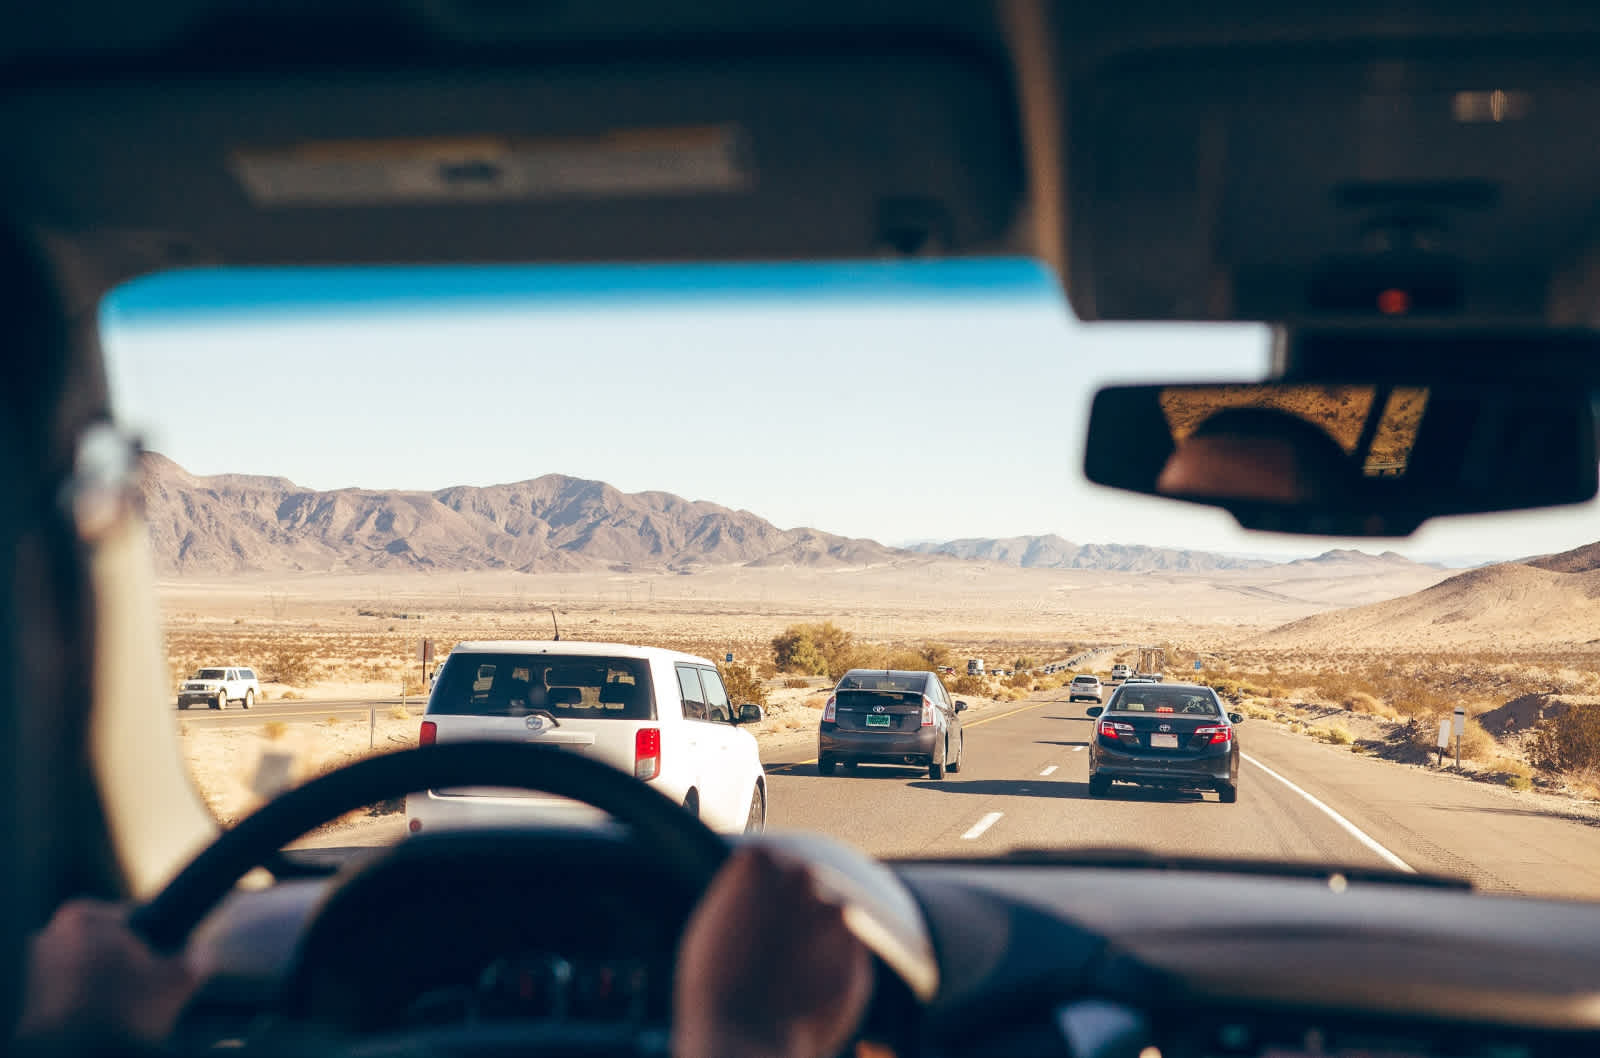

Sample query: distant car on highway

[177,666,259,710]
[1110,663,1132,681]
[407,641,768,835]
[1086,682,1243,803]
[818,668,966,779]
[1067,674,1103,703]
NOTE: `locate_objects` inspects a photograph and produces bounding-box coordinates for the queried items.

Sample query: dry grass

[388,704,411,720]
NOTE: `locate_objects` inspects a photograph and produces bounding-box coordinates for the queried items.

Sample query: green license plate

[864,714,892,728]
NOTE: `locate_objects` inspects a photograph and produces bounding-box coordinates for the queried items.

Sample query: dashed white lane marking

[1243,753,1415,873]
[1039,765,1058,776]
[962,812,1004,840]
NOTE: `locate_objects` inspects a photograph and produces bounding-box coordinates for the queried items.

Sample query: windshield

[103,260,1600,901]
[1106,688,1221,716]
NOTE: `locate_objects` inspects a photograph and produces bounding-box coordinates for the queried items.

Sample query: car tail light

[419,720,436,745]
[822,695,837,722]
[635,727,661,781]
[1099,720,1134,740]
[921,695,935,727]
[1195,725,1232,745]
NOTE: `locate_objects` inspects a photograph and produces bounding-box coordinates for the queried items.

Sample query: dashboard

[179,832,1600,1058]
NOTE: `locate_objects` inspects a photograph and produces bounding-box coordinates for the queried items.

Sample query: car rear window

[1107,688,1221,716]
[427,653,655,720]
[1073,675,1097,683]
[835,671,927,708]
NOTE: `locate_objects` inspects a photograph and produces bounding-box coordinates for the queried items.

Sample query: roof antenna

[550,608,561,642]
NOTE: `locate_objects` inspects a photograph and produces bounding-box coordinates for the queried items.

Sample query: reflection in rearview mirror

[1085,381,1598,536]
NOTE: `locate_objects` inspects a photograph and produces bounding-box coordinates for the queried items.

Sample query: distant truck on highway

[967,658,985,676]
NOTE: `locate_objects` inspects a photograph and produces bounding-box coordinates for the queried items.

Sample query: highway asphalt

[265,687,1600,900]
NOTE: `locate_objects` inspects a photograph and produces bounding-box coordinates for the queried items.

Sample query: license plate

[1149,733,1180,749]
[864,714,892,728]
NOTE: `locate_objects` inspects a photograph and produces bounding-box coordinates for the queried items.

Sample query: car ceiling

[9,1,1600,336]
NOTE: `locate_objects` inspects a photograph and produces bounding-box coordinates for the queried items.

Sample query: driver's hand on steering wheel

[14,899,199,1050]
[674,848,873,1058]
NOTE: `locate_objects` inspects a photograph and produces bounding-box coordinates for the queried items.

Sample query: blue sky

[100,260,1598,563]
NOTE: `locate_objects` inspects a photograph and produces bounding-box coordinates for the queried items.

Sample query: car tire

[744,785,765,834]
[817,757,837,777]
[948,734,964,773]
[1088,774,1112,797]
[927,743,946,780]
[243,689,254,709]
[1217,782,1239,804]
[177,701,188,711]
[213,693,226,710]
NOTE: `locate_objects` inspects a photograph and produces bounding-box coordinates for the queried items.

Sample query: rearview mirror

[1084,380,1597,535]
[736,704,763,725]
[1085,706,1104,718]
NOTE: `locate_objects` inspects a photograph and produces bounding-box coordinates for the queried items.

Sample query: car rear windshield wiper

[899,846,1472,890]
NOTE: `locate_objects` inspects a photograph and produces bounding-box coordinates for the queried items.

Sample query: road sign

[725,652,734,664]
[1452,706,1466,737]
[418,639,434,663]
[1436,717,1451,749]
[1193,659,1203,670]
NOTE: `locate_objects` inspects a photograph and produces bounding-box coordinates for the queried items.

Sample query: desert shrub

[1504,775,1534,791]
[1407,710,1497,762]
[1529,705,1600,773]
[917,643,953,669]
[802,693,829,710]
[265,643,316,686]
[1007,669,1033,690]
[951,675,986,698]
[400,673,426,696]
[783,677,810,690]
[1012,656,1036,671]
[262,721,287,740]
[718,661,769,709]
[389,704,412,720]
[1321,723,1353,745]
[771,621,857,680]
[1344,691,1399,720]
[757,659,779,680]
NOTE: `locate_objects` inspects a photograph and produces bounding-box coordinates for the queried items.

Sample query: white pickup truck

[177,666,260,710]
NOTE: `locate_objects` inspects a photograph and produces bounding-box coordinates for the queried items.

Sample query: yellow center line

[766,698,1052,771]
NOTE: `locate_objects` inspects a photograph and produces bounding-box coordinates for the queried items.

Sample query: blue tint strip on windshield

[104,258,1056,325]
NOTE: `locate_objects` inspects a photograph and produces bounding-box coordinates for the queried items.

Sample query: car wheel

[1088,774,1112,797]
[1217,782,1239,804]
[243,689,254,709]
[177,701,188,711]
[927,743,946,780]
[817,757,837,777]
[744,785,765,834]
[948,734,964,773]
[213,693,226,710]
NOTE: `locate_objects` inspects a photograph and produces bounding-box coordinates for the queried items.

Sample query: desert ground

[163,559,1600,836]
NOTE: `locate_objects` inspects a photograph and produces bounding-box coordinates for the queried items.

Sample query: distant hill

[1256,547,1600,649]
[139,454,903,576]
[907,534,1274,572]
[1281,548,1446,572]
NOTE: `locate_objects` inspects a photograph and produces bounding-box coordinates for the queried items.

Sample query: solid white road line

[962,812,1004,840]
[1242,752,1415,873]
[1040,765,1058,776]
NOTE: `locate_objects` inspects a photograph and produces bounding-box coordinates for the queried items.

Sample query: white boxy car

[406,641,768,836]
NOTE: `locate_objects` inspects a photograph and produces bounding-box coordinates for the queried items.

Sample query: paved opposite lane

[177,696,423,728]
[763,690,1600,901]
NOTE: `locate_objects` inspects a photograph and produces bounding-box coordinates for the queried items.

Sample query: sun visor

[1065,40,1600,328]
[0,45,1024,281]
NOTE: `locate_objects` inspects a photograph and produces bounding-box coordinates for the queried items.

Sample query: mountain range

[138,455,1452,578]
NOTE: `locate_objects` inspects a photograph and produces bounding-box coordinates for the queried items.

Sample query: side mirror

[1085,706,1104,718]
[1228,712,1245,725]
[737,704,764,725]
[955,701,968,712]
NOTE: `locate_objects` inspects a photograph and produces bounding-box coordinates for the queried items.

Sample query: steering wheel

[129,742,731,1055]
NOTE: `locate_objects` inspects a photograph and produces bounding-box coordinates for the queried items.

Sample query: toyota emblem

[873,705,886,713]
[526,714,550,733]
[1158,723,1172,732]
